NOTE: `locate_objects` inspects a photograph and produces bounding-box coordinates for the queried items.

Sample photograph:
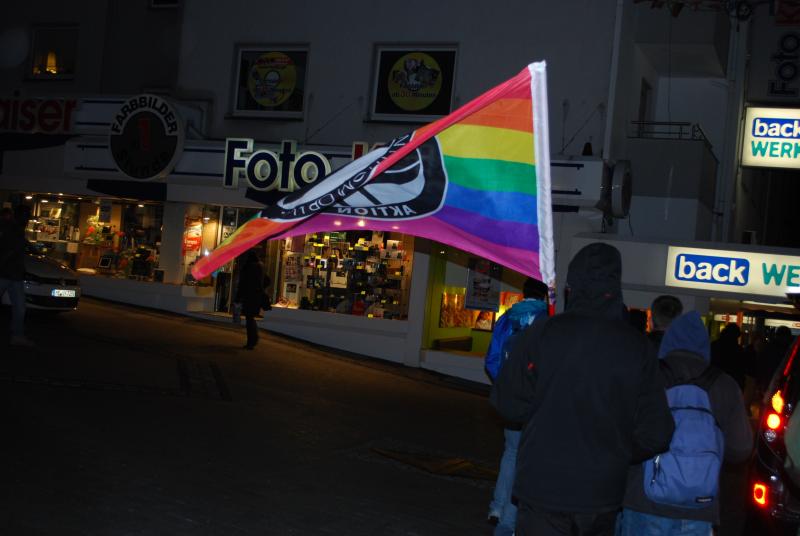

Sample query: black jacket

[235,255,265,317]
[622,350,753,524]
[0,219,26,281]
[491,243,674,513]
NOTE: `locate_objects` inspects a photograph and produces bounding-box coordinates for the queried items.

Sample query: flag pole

[529,61,556,314]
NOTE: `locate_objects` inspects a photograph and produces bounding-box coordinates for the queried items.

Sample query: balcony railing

[629,121,717,162]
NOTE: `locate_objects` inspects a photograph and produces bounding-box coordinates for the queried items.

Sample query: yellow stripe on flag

[436,124,534,165]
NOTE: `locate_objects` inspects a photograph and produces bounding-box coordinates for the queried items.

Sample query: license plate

[51,289,76,298]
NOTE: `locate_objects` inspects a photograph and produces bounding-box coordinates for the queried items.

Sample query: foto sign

[665,246,800,298]
[743,107,800,169]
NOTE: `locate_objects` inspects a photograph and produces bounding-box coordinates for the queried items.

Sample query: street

[1,299,502,535]
[1,299,751,535]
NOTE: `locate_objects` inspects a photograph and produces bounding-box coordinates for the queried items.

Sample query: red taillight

[754,483,768,507]
[767,413,783,430]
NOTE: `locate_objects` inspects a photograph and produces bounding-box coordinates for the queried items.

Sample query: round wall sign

[387,52,443,112]
[247,52,297,107]
[109,94,184,180]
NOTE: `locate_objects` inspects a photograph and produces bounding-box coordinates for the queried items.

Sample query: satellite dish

[610,160,632,219]
[597,160,632,220]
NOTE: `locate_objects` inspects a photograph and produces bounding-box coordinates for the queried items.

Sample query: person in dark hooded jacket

[492,242,674,536]
[618,311,752,534]
[235,249,266,350]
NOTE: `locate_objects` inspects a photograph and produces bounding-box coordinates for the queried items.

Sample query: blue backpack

[644,366,724,508]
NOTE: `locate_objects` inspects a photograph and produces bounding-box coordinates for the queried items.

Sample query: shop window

[22,194,164,281]
[182,204,221,286]
[273,231,414,320]
[29,26,78,79]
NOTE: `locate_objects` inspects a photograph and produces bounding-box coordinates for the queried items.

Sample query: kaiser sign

[665,246,800,298]
[743,106,800,169]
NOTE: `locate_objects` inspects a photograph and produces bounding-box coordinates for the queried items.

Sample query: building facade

[2,0,798,383]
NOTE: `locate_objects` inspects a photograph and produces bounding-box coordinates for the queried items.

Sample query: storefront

[568,233,800,341]
[1,93,537,384]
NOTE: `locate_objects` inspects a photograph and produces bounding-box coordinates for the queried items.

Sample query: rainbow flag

[192,62,554,287]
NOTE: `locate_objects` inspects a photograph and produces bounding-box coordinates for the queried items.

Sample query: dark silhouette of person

[628,309,648,334]
[492,243,674,536]
[757,326,794,392]
[711,323,746,391]
[0,207,33,346]
[648,295,683,350]
[235,249,265,350]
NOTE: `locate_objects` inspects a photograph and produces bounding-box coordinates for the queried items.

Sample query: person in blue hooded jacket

[618,311,753,535]
[486,277,548,536]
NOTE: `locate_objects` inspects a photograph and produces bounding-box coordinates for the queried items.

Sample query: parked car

[0,243,81,311]
[748,324,800,535]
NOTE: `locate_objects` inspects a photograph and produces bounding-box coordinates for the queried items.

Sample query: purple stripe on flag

[433,206,540,250]
[271,213,543,279]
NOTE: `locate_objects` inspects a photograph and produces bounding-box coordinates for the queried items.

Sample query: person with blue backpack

[617,311,753,535]
[485,277,548,536]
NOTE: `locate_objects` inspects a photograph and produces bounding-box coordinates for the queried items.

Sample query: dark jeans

[245,315,258,348]
[516,503,617,536]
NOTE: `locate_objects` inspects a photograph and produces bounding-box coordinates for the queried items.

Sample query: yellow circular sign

[247,52,297,107]
[387,52,443,112]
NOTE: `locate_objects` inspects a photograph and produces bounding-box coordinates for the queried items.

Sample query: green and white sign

[666,246,800,298]
[743,107,800,169]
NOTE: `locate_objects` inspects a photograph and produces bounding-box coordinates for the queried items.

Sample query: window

[273,231,414,319]
[29,26,78,79]
[231,45,309,118]
[369,45,457,122]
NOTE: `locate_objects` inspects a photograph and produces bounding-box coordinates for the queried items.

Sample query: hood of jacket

[658,311,710,362]
[658,311,711,386]
[506,298,547,331]
[565,242,623,319]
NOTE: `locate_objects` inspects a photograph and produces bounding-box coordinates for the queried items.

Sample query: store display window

[273,230,414,319]
[22,193,163,281]
[424,244,527,354]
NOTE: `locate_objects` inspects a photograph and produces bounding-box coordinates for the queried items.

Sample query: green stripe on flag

[443,155,537,195]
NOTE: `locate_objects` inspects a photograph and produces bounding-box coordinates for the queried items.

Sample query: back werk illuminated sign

[743,107,800,169]
[665,246,800,298]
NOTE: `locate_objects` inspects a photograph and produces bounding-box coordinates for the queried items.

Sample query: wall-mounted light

[41,199,49,203]
[138,204,144,208]
[357,220,366,227]
[24,195,33,200]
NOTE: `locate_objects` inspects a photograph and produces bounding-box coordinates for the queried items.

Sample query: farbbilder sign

[743,107,800,169]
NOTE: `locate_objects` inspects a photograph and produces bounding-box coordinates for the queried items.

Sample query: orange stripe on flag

[191,218,292,280]
[458,98,532,132]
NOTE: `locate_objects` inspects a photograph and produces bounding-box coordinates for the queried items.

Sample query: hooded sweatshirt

[622,311,753,524]
[492,243,675,512]
[485,298,548,380]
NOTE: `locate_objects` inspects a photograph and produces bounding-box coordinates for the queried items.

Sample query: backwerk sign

[743,107,800,169]
[665,246,800,298]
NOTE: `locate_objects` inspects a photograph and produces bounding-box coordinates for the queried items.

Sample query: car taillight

[754,482,768,507]
[767,413,782,430]
[772,390,785,414]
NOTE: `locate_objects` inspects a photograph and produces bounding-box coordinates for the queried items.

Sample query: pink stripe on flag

[271,214,543,279]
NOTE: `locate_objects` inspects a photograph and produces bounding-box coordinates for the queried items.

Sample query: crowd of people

[483,242,799,536]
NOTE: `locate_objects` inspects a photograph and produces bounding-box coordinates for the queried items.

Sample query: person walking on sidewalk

[0,207,33,346]
[618,311,753,535]
[485,277,548,536]
[491,242,674,536]
[235,249,266,350]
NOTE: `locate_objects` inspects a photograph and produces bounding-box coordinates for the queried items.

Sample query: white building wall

[178,0,618,155]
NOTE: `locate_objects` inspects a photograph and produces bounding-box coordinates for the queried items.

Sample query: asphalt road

[0,299,753,535]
